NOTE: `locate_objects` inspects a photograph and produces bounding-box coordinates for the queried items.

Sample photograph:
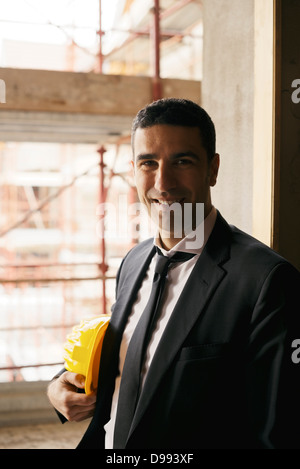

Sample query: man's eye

[140,160,156,167]
[176,159,192,165]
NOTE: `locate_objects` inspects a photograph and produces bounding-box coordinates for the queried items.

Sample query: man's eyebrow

[135,151,199,162]
[135,153,157,162]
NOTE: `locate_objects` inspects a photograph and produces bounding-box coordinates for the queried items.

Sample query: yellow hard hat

[63,315,110,395]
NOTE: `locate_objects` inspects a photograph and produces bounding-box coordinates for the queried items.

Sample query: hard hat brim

[85,317,110,394]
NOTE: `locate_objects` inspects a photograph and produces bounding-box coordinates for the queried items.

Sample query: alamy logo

[291,339,300,364]
[96,196,205,249]
[0,79,6,103]
[291,79,300,104]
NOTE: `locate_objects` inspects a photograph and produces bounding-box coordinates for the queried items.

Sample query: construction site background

[0,0,203,386]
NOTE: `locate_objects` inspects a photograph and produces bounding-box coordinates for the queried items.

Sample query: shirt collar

[154,206,217,257]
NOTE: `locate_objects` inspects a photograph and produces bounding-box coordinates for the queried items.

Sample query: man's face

[132,124,219,248]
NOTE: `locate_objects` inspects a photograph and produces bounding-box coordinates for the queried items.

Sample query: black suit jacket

[77,211,300,449]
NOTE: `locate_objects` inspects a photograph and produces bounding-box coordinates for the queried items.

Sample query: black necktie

[113,247,195,449]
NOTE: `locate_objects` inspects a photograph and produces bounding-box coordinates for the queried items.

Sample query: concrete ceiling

[0,110,133,144]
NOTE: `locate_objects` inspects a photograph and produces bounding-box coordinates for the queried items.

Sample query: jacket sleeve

[245,261,300,448]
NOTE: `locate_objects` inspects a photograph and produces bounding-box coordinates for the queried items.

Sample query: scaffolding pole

[97,145,108,315]
[151,0,162,101]
[98,0,104,73]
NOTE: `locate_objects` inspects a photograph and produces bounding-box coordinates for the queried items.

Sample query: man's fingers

[52,390,96,422]
[62,371,86,389]
[67,391,97,406]
[47,371,97,422]
[65,404,96,422]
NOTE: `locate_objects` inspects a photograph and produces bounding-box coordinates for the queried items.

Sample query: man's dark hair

[131,98,216,161]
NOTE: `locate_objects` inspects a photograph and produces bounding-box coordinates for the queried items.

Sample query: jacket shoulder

[214,212,299,275]
[228,223,299,278]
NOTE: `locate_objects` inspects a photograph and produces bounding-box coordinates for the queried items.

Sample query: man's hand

[47,371,96,422]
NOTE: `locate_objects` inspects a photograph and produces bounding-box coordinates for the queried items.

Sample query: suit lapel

[127,212,232,442]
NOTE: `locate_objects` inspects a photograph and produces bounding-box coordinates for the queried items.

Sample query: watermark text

[96,196,204,249]
[291,79,300,104]
[291,339,300,364]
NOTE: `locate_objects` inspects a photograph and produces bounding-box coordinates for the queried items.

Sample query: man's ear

[209,153,220,187]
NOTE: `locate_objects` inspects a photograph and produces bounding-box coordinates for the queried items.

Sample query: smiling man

[132,123,219,249]
[48,98,300,449]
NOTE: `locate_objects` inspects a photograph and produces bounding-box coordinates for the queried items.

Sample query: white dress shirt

[104,206,217,448]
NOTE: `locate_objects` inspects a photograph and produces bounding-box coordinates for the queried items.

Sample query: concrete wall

[0,381,57,427]
[201,0,255,235]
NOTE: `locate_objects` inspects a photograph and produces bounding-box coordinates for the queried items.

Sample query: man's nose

[154,164,176,193]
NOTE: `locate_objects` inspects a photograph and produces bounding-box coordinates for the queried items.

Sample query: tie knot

[154,247,195,275]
